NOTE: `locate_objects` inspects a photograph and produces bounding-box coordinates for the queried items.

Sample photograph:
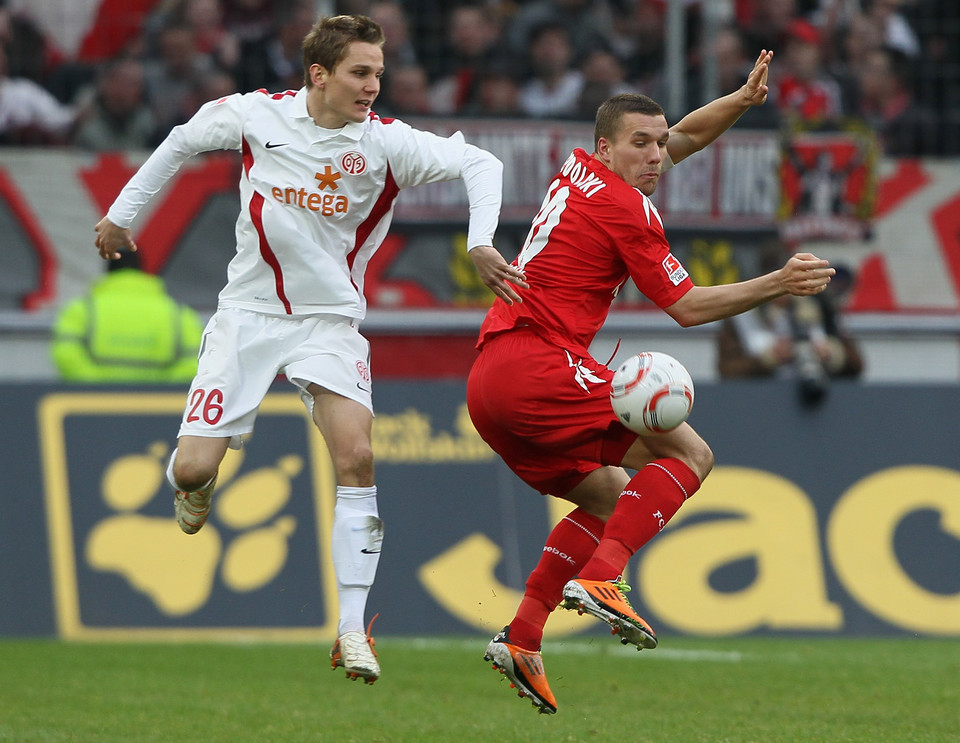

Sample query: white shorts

[178,307,372,445]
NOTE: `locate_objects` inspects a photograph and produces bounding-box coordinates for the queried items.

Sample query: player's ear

[309,64,328,88]
[596,137,611,160]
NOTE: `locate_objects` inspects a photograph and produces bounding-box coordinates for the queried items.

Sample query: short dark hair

[302,15,385,87]
[594,94,665,149]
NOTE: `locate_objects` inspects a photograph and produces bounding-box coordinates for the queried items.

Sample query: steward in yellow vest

[52,251,203,383]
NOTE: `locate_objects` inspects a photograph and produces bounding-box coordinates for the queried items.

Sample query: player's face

[596,113,669,196]
[307,41,384,128]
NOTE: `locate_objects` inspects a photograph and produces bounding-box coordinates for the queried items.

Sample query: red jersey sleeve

[598,181,693,309]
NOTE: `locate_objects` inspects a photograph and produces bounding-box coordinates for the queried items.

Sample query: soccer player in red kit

[467,53,836,714]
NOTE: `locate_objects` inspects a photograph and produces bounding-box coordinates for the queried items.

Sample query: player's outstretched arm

[469,245,529,305]
[667,49,773,164]
[94,216,138,261]
[663,252,834,328]
[93,97,241,263]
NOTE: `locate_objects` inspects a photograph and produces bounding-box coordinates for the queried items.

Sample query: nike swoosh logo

[265,141,288,149]
[357,382,371,393]
[360,548,381,554]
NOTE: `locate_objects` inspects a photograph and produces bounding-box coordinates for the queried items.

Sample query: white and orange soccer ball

[610,351,695,435]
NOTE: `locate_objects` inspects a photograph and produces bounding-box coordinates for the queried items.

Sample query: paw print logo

[86,441,302,617]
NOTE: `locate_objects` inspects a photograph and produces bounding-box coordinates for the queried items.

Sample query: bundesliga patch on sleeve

[662,254,689,286]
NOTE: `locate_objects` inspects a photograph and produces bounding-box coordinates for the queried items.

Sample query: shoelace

[611,575,632,595]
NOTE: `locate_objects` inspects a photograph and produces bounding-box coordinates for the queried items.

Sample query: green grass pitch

[1,636,958,742]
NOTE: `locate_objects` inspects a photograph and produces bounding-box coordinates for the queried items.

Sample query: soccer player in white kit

[94,14,527,684]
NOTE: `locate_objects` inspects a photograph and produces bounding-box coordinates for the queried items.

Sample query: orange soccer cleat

[484,627,558,714]
[561,577,658,650]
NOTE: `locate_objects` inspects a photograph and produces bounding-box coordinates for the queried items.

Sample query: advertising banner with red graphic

[1,128,958,315]
[7,0,164,62]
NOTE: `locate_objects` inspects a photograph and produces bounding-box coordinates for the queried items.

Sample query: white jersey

[106,87,502,318]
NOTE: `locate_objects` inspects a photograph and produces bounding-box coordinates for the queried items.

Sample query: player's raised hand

[469,245,529,305]
[779,252,835,296]
[742,49,773,106]
[94,217,138,260]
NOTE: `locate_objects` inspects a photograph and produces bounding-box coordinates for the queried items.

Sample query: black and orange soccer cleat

[484,627,558,714]
[561,577,658,650]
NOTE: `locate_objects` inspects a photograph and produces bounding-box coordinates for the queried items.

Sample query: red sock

[578,458,700,582]
[508,508,605,650]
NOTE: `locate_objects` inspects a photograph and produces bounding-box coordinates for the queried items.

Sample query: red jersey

[478,148,693,357]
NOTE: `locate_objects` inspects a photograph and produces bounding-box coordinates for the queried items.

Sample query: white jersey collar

[293,87,366,143]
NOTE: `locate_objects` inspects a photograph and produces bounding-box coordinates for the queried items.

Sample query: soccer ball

[610,351,694,435]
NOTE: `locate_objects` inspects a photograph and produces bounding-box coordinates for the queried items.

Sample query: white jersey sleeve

[460,143,503,250]
[381,120,502,250]
[662,149,675,173]
[105,93,246,228]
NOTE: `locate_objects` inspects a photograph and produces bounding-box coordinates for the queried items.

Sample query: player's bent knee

[172,457,218,492]
[330,444,375,485]
[688,439,714,482]
[173,451,220,492]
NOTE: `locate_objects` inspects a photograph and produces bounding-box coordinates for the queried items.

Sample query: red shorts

[466,328,637,496]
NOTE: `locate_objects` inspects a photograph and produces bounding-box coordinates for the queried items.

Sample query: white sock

[331,485,383,636]
[166,449,179,490]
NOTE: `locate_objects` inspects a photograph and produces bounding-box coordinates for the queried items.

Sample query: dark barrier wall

[2,381,958,639]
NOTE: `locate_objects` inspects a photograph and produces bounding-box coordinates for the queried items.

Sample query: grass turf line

[0,636,957,743]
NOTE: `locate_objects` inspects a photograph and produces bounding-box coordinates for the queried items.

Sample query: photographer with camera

[717,259,863,405]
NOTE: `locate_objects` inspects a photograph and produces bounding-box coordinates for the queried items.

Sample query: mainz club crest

[356,360,371,383]
[340,152,367,175]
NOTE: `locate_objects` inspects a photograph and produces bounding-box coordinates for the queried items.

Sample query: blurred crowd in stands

[0,0,956,154]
